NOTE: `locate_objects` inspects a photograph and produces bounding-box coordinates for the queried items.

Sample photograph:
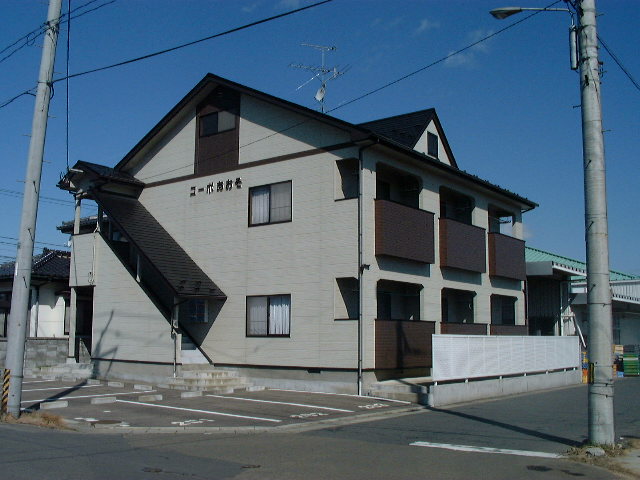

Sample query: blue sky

[1,0,638,273]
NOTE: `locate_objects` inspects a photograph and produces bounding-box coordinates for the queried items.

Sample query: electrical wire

[66,0,71,171]
[0,0,114,67]
[51,0,334,84]
[598,34,640,92]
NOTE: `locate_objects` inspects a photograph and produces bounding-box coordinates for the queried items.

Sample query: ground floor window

[490,295,516,325]
[187,298,208,323]
[441,288,475,323]
[246,294,290,337]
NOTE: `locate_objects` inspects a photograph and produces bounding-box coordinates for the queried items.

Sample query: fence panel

[432,334,580,382]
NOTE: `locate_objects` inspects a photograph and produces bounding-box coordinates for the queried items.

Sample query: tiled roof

[358,109,436,149]
[0,249,70,281]
[76,161,145,186]
[525,246,638,281]
[94,191,225,298]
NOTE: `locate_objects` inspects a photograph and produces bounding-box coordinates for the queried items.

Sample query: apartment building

[58,73,536,391]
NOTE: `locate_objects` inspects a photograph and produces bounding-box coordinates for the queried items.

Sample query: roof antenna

[290,43,349,113]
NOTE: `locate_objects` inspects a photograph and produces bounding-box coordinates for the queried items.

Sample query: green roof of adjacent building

[525,246,639,281]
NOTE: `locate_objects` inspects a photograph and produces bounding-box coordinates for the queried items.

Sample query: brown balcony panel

[375,199,434,264]
[441,323,487,335]
[490,324,529,335]
[488,233,526,280]
[439,218,486,272]
[375,320,435,369]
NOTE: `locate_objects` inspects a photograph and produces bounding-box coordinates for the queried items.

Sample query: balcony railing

[439,218,486,273]
[440,323,487,335]
[488,232,526,280]
[490,324,529,335]
[375,319,435,369]
[375,199,434,263]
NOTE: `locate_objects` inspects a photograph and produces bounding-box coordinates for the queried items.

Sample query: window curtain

[247,296,268,335]
[250,186,270,224]
[269,295,290,335]
[269,182,291,222]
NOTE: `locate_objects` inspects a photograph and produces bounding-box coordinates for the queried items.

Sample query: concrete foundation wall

[428,369,582,407]
[0,338,68,369]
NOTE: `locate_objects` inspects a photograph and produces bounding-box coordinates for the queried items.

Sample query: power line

[0,236,68,249]
[0,0,114,67]
[51,0,334,84]
[598,34,640,92]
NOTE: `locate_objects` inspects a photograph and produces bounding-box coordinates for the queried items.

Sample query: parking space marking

[268,388,412,404]
[116,399,282,423]
[205,394,354,413]
[23,380,60,384]
[21,390,156,404]
[410,442,563,459]
[23,385,101,393]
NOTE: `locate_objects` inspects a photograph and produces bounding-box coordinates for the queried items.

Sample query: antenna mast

[290,43,348,113]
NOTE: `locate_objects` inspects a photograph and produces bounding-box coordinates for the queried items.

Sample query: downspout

[357,138,377,396]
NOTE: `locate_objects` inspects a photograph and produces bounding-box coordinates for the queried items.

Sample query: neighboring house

[526,246,640,345]
[57,73,536,391]
[0,249,71,338]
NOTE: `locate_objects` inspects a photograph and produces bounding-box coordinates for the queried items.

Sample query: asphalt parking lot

[19,377,416,432]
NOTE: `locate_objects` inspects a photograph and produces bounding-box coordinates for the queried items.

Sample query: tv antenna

[290,43,349,113]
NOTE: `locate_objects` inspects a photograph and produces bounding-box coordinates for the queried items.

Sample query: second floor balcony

[439,218,486,273]
[488,232,526,280]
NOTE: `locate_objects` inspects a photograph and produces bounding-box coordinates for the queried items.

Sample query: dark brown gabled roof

[93,191,225,299]
[0,249,70,281]
[358,109,435,149]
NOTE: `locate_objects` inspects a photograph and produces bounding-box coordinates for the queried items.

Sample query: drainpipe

[171,296,179,378]
[31,285,40,337]
[357,139,377,396]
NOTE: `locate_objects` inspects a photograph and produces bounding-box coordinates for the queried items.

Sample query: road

[1,378,637,479]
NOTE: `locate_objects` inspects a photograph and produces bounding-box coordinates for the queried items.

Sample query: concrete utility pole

[5,0,62,418]
[579,0,615,446]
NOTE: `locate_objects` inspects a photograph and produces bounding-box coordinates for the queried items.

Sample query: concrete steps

[368,377,432,404]
[159,367,252,393]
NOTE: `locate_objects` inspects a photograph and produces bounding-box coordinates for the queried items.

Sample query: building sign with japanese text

[190,177,242,197]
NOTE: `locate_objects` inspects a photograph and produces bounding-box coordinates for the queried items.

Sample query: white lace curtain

[247,295,290,335]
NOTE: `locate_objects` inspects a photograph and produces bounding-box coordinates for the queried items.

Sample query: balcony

[439,218,486,272]
[488,232,526,280]
[440,323,487,335]
[375,199,434,264]
[490,324,528,335]
[375,319,435,369]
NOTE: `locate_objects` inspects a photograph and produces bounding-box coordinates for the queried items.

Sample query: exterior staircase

[367,377,432,404]
[159,366,253,393]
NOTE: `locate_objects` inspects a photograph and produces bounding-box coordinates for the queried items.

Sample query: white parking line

[23,380,59,384]
[116,399,282,423]
[21,390,156,404]
[410,441,563,459]
[268,388,411,404]
[23,385,101,393]
[205,394,354,412]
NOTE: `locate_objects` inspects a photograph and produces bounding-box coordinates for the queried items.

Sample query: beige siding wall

[70,233,96,287]
[238,95,351,164]
[91,235,174,363]
[139,139,360,369]
[129,110,196,183]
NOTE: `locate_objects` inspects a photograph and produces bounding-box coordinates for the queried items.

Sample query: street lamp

[489,6,570,19]
[491,0,615,446]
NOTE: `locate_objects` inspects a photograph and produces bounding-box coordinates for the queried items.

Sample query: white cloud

[277,0,301,9]
[370,16,404,31]
[444,29,494,68]
[413,18,439,36]
[242,2,261,13]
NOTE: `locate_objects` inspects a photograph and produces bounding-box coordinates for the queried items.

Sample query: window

[199,110,236,137]
[490,295,516,325]
[440,187,474,225]
[246,295,290,336]
[249,181,292,226]
[427,132,438,158]
[187,299,208,323]
[335,159,358,200]
[441,288,475,323]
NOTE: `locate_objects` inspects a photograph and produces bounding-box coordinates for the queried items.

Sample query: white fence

[432,335,580,382]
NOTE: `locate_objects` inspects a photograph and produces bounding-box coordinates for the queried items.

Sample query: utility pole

[5,0,62,418]
[579,0,615,446]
